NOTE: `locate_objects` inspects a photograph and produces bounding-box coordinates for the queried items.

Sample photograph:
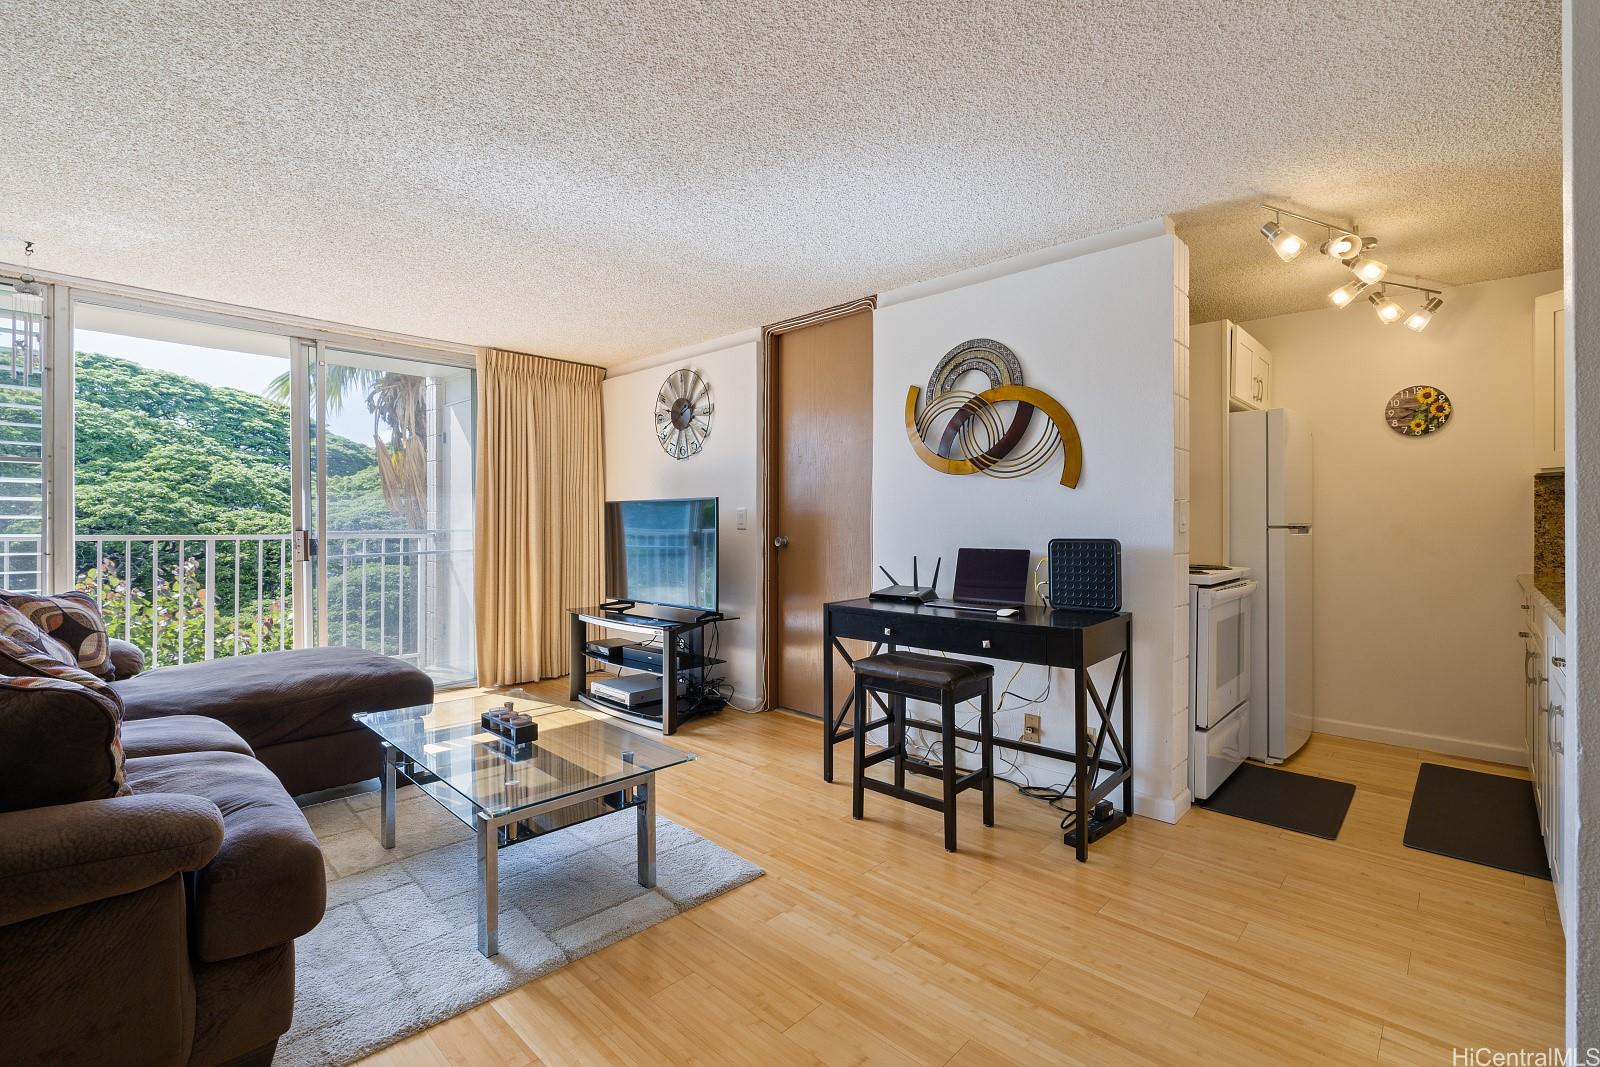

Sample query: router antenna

[913,556,919,587]
[929,556,941,592]
[878,564,898,585]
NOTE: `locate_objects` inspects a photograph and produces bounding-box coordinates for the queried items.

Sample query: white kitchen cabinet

[1228,323,1273,411]
[1533,290,1565,471]
[1519,579,1571,932]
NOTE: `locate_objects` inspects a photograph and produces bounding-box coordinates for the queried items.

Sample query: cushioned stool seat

[851,651,993,695]
[850,651,995,852]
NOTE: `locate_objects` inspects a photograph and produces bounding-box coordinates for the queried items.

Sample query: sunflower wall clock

[1386,385,1452,437]
[655,368,713,459]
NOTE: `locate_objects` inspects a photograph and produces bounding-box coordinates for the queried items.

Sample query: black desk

[822,598,1132,860]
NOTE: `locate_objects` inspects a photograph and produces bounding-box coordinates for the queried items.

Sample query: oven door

[1194,579,1255,729]
[1192,700,1249,800]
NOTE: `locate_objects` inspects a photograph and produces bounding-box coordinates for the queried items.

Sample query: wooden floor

[361,682,1564,1066]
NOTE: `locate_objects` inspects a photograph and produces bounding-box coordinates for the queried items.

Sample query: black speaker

[1045,538,1122,613]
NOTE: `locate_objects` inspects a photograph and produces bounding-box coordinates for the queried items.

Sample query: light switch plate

[736,507,748,530]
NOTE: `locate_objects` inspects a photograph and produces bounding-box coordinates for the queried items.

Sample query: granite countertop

[1519,573,1565,632]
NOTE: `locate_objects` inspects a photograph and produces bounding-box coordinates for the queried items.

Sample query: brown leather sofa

[109,643,435,797]
[0,712,324,1066]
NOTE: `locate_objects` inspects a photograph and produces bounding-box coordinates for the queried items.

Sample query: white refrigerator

[1228,408,1314,763]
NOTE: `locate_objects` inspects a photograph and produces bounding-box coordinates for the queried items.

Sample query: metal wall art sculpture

[903,338,1083,487]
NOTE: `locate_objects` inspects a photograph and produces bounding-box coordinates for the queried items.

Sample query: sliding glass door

[27,284,479,685]
[307,344,476,686]
[71,301,296,666]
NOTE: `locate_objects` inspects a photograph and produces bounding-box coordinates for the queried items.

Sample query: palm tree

[263,366,427,526]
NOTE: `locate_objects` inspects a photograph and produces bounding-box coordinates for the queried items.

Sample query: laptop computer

[926,547,1032,613]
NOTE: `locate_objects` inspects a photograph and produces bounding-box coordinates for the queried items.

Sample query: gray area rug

[279,784,763,1067]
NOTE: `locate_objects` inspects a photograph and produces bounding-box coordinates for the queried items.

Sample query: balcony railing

[65,532,468,675]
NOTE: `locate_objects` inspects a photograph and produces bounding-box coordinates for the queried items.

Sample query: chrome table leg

[636,774,657,888]
[380,743,398,850]
[477,813,499,957]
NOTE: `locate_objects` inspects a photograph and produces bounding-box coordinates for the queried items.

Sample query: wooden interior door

[772,310,873,716]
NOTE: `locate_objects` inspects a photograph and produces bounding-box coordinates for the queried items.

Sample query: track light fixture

[1405,295,1444,332]
[1329,279,1371,308]
[1260,214,1306,262]
[1255,204,1444,331]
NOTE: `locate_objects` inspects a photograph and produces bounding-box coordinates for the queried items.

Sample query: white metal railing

[64,531,459,670]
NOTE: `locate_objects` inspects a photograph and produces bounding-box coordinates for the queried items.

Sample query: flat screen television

[604,497,719,612]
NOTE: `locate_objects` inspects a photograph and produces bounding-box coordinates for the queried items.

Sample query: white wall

[601,338,763,705]
[873,230,1187,820]
[1240,269,1560,763]
[599,224,1190,822]
[1563,0,1598,1046]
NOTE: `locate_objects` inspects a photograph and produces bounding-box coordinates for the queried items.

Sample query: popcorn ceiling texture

[0,1,1561,365]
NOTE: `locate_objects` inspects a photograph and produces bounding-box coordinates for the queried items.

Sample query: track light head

[1329,279,1370,308]
[1369,291,1404,325]
[1321,232,1364,259]
[1349,255,1389,284]
[1405,296,1444,332]
[1261,219,1306,262]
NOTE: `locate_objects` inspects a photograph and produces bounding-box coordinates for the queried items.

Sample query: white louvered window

[0,281,47,593]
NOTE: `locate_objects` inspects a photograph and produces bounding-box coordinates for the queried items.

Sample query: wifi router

[869,555,940,604]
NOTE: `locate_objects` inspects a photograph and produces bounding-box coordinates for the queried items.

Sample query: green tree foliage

[70,353,422,664]
[73,352,397,535]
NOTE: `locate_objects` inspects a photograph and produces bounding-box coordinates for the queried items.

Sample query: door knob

[773,535,789,549]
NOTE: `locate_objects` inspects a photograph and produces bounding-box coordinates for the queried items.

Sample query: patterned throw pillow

[0,590,113,678]
[0,600,127,798]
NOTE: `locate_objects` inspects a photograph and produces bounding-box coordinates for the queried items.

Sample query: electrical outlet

[1021,714,1041,744]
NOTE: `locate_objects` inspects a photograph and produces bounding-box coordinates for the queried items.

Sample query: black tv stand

[567,604,738,734]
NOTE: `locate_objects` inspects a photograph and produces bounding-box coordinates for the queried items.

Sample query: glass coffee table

[354,693,695,957]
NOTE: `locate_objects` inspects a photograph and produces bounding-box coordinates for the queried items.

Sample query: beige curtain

[475,349,606,685]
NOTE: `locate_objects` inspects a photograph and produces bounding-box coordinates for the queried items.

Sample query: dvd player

[590,674,685,709]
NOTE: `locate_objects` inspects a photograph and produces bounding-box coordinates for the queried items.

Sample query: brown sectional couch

[0,643,436,1064]
[112,643,435,796]
[0,715,322,1065]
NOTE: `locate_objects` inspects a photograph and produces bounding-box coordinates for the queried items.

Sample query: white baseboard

[1134,790,1189,825]
[1313,718,1525,767]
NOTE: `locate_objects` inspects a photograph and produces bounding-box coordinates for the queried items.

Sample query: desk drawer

[832,610,1046,664]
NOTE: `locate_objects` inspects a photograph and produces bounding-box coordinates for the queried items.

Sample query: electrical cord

[885,655,1113,831]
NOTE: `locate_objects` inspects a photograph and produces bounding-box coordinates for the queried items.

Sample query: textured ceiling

[1,1,1562,365]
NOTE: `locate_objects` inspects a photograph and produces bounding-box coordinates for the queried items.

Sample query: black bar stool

[850,651,995,852]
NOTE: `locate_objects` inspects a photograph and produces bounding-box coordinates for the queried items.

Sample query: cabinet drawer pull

[981,639,992,650]
[1552,656,1566,668]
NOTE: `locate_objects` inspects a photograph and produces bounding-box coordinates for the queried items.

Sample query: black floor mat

[1196,762,1355,840]
[1403,763,1550,879]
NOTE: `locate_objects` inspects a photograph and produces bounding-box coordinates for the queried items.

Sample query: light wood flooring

[360,682,1564,1066]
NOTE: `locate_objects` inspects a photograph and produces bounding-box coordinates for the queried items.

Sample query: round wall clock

[1386,384,1453,437]
[655,368,713,459]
